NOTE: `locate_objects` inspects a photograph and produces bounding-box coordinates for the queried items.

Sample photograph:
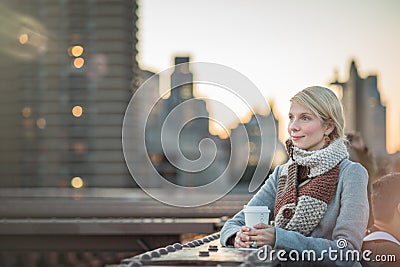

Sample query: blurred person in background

[347,130,378,227]
[361,172,400,267]
[346,131,377,182]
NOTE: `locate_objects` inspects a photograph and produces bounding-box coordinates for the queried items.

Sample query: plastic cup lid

[243,205,270,212]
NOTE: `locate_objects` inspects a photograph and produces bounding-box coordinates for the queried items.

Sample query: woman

[220,86,369,266]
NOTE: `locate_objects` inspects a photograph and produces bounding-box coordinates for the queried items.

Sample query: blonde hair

[290,86,345,140]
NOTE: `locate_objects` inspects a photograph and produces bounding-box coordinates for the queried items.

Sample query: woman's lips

[291,136,303,141]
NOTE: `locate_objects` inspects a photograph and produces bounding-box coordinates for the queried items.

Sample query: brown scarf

[274,139,348,236]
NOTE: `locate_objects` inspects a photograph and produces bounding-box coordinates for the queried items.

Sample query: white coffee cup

[243,205,270,227]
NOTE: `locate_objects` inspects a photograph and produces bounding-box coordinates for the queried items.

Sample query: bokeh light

[73,57,85,68]
[72,105,83,117]
[71,176,84,188]
[19,34,28,44]
[21,107,32,118]
[71,45,83,57]
[36,118,46,129]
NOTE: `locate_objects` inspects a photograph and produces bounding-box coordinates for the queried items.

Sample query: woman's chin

[292,141,304,149]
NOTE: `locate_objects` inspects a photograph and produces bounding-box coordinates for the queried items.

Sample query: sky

[137,0,400,153]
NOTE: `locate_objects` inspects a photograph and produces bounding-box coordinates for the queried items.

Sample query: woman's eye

[302,116,310,121]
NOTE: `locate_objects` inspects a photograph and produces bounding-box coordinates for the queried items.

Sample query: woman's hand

[233,226,252,248]
[234,224,276,248]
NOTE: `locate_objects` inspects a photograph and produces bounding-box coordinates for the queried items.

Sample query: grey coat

[220,159,369,266]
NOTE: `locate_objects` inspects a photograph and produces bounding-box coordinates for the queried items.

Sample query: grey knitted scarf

[274,139,349,236]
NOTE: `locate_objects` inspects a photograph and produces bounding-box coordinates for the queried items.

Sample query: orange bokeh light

[19,34,28,44]
[72,105,83,117]
[71,45,84,57]
[73,57,85,68]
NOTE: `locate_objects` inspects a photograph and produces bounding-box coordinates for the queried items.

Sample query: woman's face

[287,101,330,151]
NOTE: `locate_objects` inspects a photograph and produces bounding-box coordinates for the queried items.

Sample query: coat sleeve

[273,162,369,267]
[220,165,282,246]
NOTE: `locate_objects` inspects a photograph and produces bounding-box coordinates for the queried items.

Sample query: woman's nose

[289,120,300,131]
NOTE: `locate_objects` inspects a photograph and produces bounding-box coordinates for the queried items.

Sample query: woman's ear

[324,119,335,136]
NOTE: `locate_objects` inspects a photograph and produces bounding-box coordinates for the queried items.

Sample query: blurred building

[164,57,209,133]
[145,56,230,187]
[0,0,139,187]
[331,60,387,156]
[130,69,165,187]
[230,105,287,185]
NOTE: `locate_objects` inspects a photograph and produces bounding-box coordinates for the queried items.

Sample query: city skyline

[0,1,397,190]
[138,0,400,153]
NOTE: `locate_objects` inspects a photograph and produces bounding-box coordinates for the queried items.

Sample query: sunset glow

[139,0,400,154]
